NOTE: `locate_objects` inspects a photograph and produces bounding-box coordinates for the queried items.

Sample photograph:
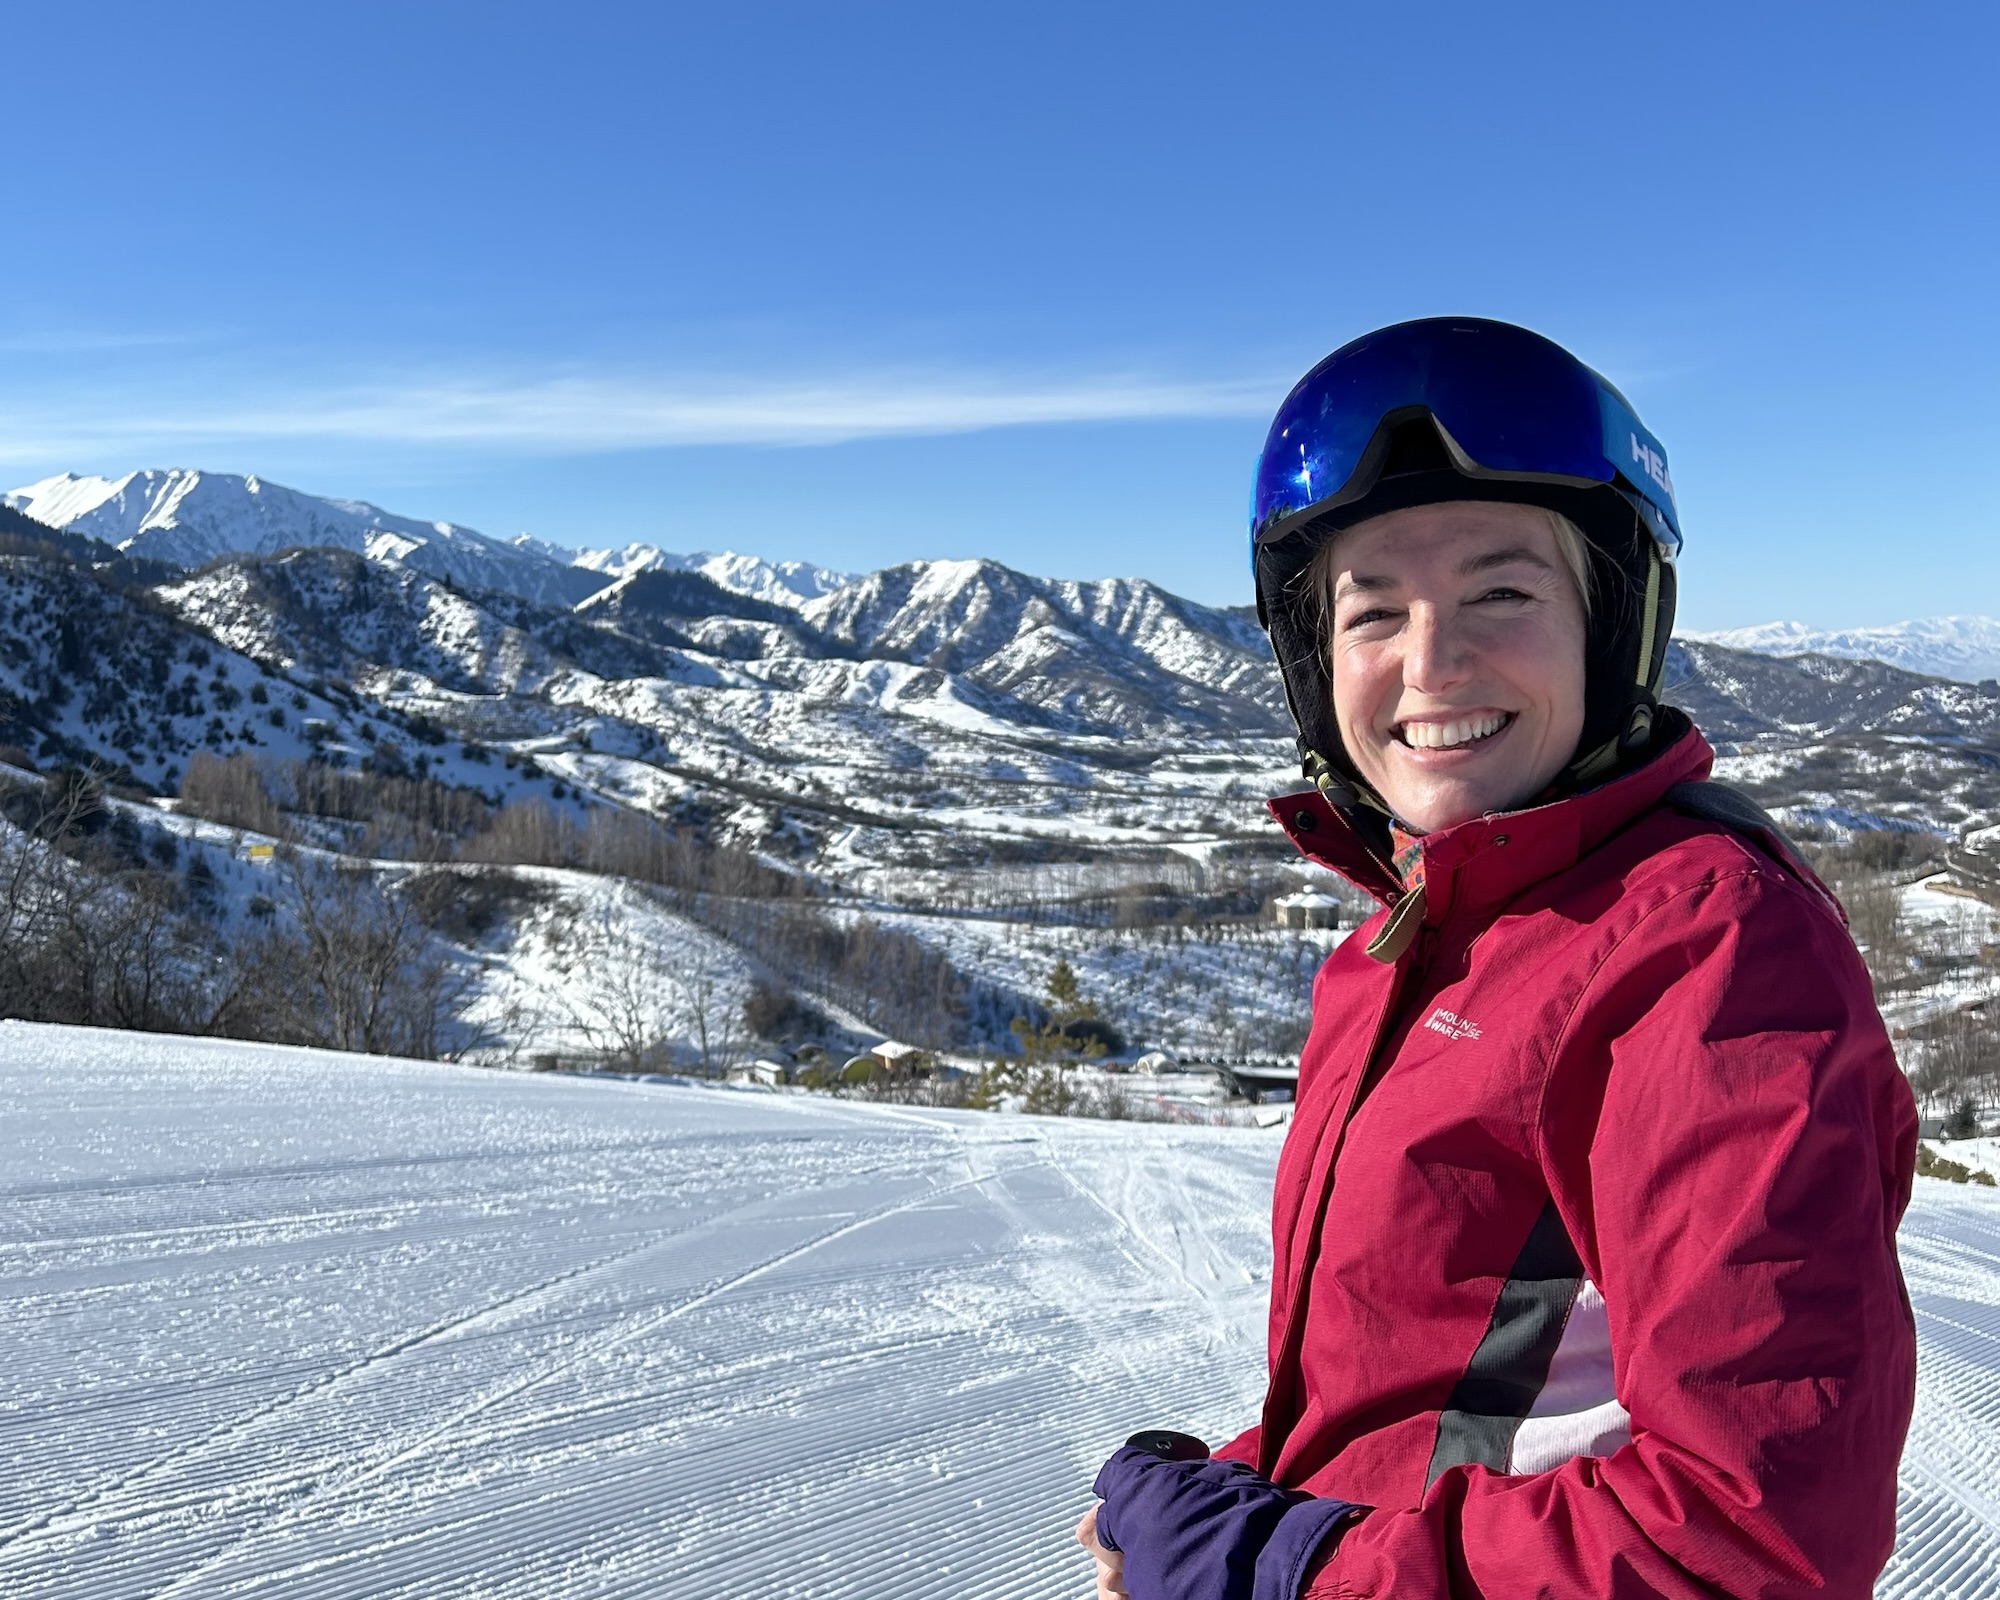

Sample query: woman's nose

[1402,606,1474,693]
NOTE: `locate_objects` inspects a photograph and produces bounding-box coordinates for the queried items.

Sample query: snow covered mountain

[133,537,1301,874]
[12,471,2000,1069]
[7,470,606,609]
[1662,639,2000,832]
[157,548,683,701]
[1684,616,2000,685]
[572,542,851,610]
[3,520,1992,888]
[5,469,863,620]
[0,552,421,795]
[800,559,1283,735]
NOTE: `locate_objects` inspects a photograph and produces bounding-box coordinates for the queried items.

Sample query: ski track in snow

[1,1024,1995,1598]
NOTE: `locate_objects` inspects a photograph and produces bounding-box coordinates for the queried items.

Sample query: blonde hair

[1304,505,1594,659]
[1544,510,1595,621]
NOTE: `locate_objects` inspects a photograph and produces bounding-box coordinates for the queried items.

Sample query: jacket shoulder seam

[1640,814,1849,929]
[1529,860,1798,1180]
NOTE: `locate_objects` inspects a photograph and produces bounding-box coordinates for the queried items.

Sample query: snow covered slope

[0,553,411,792]
[0,1025,1274,1599]
[1685,617,2000,685]
[2,1023,1996,1599]
[157,548,679,700]
[6,471,604,609]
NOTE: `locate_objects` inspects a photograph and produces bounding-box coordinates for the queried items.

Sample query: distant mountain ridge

[4,466,1289,744]
[6,465,2000,855]
[5,470,856,623]
[1684,616,2000,685]
[19,471,1998,687]
[5,469,605,610]
[572,543,851,611]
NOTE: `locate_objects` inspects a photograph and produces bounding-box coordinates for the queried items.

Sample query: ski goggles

[1249,317,1681,558]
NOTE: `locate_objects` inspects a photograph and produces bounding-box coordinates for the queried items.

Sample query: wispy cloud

[0,365,1279,465]
[0,326,220,356]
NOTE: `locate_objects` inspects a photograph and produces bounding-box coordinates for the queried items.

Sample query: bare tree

[178,753,291,839]
[0,772,100,1009]
[553,892,746,1074]
[665,940,746,1076]
[215,849,463,1058]
[1912,1000,2000,1114]
[89,871,210,1032]
[554,898,672,1069]
[0,771,216,1032]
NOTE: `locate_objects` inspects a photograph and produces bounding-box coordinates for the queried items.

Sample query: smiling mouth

[1394,711,1515,750]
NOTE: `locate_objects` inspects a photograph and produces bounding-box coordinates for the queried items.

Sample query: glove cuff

[1251,1496,1361,1600]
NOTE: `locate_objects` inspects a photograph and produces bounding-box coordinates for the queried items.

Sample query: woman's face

[1325,501,1588,834]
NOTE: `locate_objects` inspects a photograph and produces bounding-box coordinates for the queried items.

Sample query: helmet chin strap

[1300,747,1371,813]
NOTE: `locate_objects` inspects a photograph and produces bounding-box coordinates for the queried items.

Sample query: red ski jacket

[1218,723,1917,1599]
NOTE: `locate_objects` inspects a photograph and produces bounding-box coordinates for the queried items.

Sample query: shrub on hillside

[742,980,830,1044]
[1917,1144,1998,1186]
[406,867,550,945]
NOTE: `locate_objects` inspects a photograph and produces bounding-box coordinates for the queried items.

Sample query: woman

[1077,318,1916,1600]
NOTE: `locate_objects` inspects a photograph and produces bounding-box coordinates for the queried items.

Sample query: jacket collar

[1266,720,1715,928]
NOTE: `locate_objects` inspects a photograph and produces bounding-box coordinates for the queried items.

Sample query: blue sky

[2,1,1993,627]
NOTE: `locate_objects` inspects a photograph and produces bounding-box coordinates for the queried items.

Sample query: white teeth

[1400,713,1507,749]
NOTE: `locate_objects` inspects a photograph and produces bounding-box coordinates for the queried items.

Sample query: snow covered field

[3,1024,1999,1599]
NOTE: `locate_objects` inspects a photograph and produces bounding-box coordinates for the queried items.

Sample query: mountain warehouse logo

[1423,1007,1482,1042]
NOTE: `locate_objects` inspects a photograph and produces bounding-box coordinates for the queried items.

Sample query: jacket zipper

[1257,921,1441,1476]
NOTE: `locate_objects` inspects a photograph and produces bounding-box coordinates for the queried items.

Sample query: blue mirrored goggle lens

[1251,320,1679,549]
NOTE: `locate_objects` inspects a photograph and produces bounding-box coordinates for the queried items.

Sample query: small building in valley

[1273,884,1344,930]
[868,1039,929,1076]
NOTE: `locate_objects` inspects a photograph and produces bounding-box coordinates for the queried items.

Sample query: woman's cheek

[1333,642,1389,720]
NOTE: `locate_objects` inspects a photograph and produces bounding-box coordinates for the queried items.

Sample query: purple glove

[1093,1442,1361,1600]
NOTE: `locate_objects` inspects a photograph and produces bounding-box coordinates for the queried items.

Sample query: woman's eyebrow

[1459,545,1554,575]
[1336,548,1551,599]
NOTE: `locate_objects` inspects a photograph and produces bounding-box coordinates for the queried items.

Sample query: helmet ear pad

[1255,478,1674,802]
[1566,494,1675,775]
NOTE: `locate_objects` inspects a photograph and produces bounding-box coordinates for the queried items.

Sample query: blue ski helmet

[1249,317,1681,805]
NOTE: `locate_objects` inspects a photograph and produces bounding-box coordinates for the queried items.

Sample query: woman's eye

[1476,586,1530,603]
[1341,607,1398,630]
